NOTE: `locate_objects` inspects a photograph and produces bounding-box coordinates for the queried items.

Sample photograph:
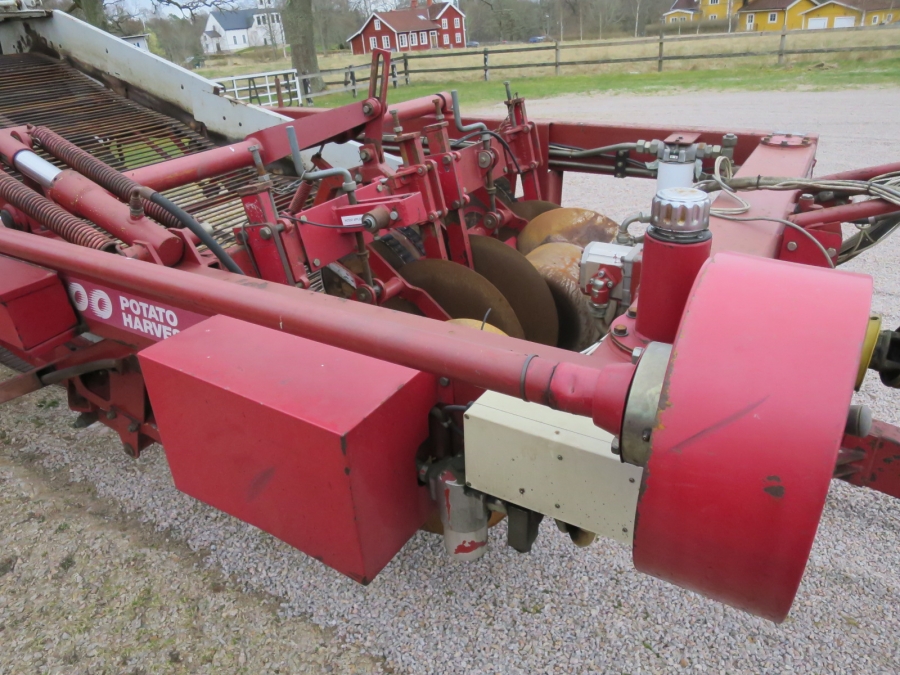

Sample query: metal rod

[0,227,633,433]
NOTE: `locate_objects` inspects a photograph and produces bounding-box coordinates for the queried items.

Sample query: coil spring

[0,168,115,251]
[30,126,182,229]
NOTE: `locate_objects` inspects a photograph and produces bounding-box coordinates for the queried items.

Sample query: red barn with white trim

[347,0,467,56]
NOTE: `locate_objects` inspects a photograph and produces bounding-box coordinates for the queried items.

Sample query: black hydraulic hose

[143,190,244,275]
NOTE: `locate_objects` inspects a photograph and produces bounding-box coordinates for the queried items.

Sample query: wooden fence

[215,23,900,107]
[214,60,410,107]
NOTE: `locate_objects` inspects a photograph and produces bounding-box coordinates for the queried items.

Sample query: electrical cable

[280,213,354,229]
[714,213,835,268]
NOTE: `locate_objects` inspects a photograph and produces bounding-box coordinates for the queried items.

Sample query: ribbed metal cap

[650,187,710,235]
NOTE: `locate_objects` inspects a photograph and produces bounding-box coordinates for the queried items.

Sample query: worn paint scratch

[668,395,769,454]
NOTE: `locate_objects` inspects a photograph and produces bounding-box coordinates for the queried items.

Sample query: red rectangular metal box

[0,255,77,354]
[138,314,437,583]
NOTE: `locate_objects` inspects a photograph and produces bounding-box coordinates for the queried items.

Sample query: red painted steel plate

[0,255,76,352]
[139,315,437,583]
[633,252,872,622]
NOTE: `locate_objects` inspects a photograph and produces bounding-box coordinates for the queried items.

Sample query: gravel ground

[3,87,900,674]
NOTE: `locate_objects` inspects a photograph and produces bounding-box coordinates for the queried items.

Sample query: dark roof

[378,8,439,32]
[211,9,256,31]
[737,0,808,11]
[426,2,456,19]
[204,29,222,38]
[846,0,897,10]
[665,0,701,12]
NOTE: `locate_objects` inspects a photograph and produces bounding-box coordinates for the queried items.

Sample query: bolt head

[631,347,644,364]
[786,241,798,252]
[827,247,837,257]
[259,227,272,240]
[312,258,321,266]
[359,149,370,161]
[557,454,563,461]
[519,488,525,494]
[439,377,450,387]
[554,503,560,509]
[613,324,628,337]
[106,409,117,420]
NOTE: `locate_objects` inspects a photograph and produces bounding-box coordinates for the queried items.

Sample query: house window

[410,32,418,46]
[374,19,381,30]
[681,16,686,21]
[232,35,237,44]
[274,14,280,23]
[399,33,408,47]
[709,0,719,4]
[443,33,449,44]
[454,17,460,27]
[442,18,448,29]
[768,12,778,22]
[887,13,893,20]
[746,13,754,26]
[243,35,247,43]
[872,15,879,23]
[430,30,437,43]
[382,35,391,49]
[455,32,461,43]
[670,16,677,22]
[369,36,377,49]
[709,14,717,19]
[421,31,428,43]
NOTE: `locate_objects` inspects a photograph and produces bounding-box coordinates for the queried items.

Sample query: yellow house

[800,0,897,28]
[662,0,745,23]
[737,0,819,29]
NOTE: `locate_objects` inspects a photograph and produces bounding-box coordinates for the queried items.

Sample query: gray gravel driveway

[3,87,900,674]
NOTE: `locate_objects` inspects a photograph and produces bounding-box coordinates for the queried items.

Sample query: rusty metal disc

[507,200,562,223]
[446,317,508,335]
[526,243,600,351]
[399,259,525,339]
[517,207,619,256]
[469,235,559,346]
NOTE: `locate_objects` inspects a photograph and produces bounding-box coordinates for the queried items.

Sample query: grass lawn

[302,57,900,110]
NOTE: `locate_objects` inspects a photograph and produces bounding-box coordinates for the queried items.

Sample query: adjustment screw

[613,324,628,337]
[786,241,798,251]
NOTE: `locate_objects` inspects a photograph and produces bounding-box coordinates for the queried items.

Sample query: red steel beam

[0,226,634,434]
[126,140,258,193]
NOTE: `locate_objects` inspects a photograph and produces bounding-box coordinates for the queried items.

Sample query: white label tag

[340,214,363,226]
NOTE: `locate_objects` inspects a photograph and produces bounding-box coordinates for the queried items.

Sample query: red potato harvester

[3,41,900,625]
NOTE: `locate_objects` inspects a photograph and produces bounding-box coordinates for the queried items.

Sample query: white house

[201,0,286,54]
[120,34,150,52]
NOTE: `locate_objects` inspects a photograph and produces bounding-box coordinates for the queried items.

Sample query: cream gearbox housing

[464,390,642,544]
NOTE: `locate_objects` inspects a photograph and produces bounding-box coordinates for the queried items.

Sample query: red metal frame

[1,47,898,616]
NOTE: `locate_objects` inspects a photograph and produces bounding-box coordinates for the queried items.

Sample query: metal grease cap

[650,187,711,234]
